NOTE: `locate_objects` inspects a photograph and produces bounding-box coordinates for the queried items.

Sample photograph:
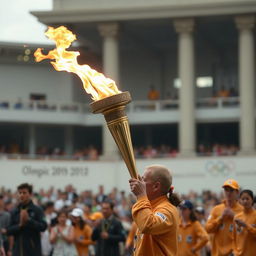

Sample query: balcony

[0,97,240,125]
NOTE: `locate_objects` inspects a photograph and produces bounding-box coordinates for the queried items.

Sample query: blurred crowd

[1,183,254,256]
[0,143,239,160]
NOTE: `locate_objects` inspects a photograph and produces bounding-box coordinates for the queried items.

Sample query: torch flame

[34,26,120,101]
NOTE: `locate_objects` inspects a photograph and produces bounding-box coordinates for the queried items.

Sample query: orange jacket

[132,195,179,256]
[205,201,243,256]
[233,208,256,256]
[178,220,208,256]
[73,224,94,256]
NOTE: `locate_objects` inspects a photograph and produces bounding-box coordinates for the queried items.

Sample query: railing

[0,97,239,114]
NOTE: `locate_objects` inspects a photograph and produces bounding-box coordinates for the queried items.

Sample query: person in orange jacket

[205,179,243,256]
[233,189,256,256]
[178,200,208,256]
[125,221,137,255]
[129,164,181,256]
[71,208,94,256]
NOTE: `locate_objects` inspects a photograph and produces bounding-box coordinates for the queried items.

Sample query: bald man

[129,164,180,256]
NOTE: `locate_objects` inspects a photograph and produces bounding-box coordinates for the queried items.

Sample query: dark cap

[180,200,193,210]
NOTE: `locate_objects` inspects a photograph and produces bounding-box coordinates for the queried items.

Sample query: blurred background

[0,0,256,195]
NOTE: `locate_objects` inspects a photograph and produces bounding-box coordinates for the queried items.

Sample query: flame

[34,26,120,101]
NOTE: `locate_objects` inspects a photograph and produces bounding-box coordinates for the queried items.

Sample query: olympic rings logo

[205,160,235,176]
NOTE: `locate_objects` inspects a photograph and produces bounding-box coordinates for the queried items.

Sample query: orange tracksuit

[73,224,94,256]
[132,195,179,256]
[233,208,256,256]
[125,221,137,249]
[178,220,208,256]
[205,201,243,256]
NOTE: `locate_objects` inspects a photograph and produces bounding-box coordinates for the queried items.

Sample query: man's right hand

[20,209,29,226]
[221,208,234,219]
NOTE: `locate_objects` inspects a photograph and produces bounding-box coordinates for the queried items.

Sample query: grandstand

[0,0,256,194]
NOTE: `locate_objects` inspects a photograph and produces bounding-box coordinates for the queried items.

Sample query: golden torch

[34,26,138,179]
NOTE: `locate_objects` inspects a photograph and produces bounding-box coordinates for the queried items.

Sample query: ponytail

[167,187,182,207]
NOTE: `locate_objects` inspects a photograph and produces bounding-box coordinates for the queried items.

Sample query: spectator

[125,221,137,256]
[71,208,94,256]
[50,210,78,256]
[217,85,230,98]
[147,85,160,100]
[4,183,47,256]
[91,200,126,256]
[178,200,208,256]
[129,164,181,256]
[0,195,10,256]
[233,189,256,256]
[95,186,107,204]
[41,202,56,256]
[205,179,243,256]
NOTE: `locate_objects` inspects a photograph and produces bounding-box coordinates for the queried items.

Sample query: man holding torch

[129,165,181,256]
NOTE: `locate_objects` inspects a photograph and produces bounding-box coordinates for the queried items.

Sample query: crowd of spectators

[0,183,255,256]
[0,143,239,159]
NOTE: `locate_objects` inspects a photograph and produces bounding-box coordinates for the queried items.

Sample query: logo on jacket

[155,212,167,222]
[186,235,193,243]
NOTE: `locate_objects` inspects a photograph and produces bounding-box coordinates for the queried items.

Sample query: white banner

[0,156,256,194]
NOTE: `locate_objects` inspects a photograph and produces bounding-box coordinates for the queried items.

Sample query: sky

[0,0,53,44]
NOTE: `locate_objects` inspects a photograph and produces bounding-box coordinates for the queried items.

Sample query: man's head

[142,165,172,201]
[222,179,239,203]
[101,200,114,219]
[17,183,33,205]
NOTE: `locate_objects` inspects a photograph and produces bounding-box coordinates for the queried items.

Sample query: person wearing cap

[129,164,181,256]
[233,189,256,256]
[178,200,208,256]
[71,208,94,256]
[205,179,243,256]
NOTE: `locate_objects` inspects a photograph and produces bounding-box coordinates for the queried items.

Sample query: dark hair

[168,192,182,207]
[56,209,68,220]
[240,189,254,203]
[102,199,114,210]
[17,183,33,194]
[72,216,86,230]
[189,210,198,222]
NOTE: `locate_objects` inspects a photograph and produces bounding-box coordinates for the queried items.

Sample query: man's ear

[154,181,161,190]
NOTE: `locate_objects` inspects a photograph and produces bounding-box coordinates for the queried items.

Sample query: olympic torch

[34,26,138,179]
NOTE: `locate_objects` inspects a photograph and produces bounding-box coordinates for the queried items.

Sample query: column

[174,18,196,156]
[64,126,73,156]
[28,124,36,156]
[98,22,120,159]
[235,15,256,154]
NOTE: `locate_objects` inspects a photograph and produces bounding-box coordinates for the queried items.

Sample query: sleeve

[107,221,126,242]
[91,223,101,241]
[205,207,222,234]
[6,211,22,236]
[26,207,47,232]
[192,221,209,251]
[246,221,256,237]
[132,196,175,235]
[78,226,94,245]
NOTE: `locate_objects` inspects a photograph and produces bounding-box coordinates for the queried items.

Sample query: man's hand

[100,231,109,239]
[221,208,234,219]
[235,218,247,228]
[20,209,29,226]
[129,175,147,199]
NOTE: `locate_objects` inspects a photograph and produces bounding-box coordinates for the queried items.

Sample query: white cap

[71,208,83,217]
